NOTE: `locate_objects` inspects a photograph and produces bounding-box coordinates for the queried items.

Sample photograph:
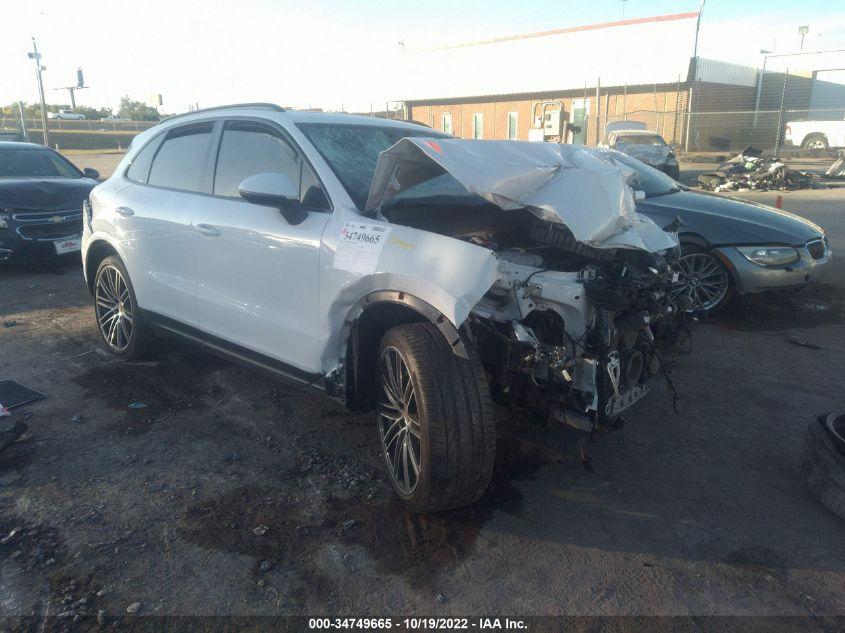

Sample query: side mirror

[83,167,100,179]
[238,172,306,224]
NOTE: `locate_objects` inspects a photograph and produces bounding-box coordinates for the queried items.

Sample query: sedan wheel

[95,263,134,352]
[676,252,731,312]
[377,346,421,495]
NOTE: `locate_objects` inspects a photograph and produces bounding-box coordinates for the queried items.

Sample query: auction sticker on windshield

[54,238,81,255]
[333,222,391,275]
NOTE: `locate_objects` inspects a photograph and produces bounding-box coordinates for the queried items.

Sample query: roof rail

[163,103,285,122]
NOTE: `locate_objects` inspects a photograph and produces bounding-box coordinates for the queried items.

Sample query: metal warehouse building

[400,12,845,153]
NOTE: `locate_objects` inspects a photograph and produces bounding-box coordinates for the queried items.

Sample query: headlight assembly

[736,245,800,266]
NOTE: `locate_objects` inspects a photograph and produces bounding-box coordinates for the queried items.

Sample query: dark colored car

[606,151,831,312]
[0,142,99,263]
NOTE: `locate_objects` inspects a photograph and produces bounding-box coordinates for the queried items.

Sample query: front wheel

[676,246,733,313]
[801,134,829,153]
[375,323,495,512]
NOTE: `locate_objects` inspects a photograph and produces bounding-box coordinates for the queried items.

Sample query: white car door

[192,119,332,376]
[116,121,216,325]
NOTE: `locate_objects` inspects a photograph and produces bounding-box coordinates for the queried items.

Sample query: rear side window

[147,123,214,192]
[213,121,330,210]
[125,135,162,183]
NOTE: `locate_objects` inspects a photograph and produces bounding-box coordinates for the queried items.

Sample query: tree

[117,96,161,122]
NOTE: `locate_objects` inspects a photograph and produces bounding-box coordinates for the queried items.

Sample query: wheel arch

[340,290,469,411]
[84,239,121,294]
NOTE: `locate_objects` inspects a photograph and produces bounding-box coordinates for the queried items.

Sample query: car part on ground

[697,147,822,192]
[83,109,696,511]
[802,411,845,521]
[826,150,845,178]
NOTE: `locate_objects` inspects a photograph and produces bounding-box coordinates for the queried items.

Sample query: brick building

[401,12,845,152]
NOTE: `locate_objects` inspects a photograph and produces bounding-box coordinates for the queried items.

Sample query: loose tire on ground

[375,322,496,512]
[801,412,845,521]
[94,255,153,359]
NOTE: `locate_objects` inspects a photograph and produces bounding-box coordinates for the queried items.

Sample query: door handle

[115,206,135,217]
[195,223,220,237]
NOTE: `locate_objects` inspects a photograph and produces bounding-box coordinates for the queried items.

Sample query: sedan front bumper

[714,238,832,294]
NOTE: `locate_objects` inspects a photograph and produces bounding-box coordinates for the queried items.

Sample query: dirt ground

[1,183,845,630]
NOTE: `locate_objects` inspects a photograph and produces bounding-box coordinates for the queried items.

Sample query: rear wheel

[375,323,495,512]
[801,134,829,153]
[94,256,152,358]
[676,246,733,313]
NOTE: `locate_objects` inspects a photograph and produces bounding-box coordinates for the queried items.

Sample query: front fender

[318,217,500,373]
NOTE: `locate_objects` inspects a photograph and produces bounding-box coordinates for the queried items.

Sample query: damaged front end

[366,138,695,435]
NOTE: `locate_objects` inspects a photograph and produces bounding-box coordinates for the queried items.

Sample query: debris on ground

[128,402,148,409]
[826,151,845,178]
[71,414,84,424]
[0,381,46,409]
[0,421,28,451]
[125,602,142,614]
[3,320,18,328]
[788,337,823,350]
[435,593,449,604]
[698,147,822,192]
[252,525,269,536]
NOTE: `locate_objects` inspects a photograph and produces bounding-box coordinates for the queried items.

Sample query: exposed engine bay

[367,137,696,446]
[382,201,695,434]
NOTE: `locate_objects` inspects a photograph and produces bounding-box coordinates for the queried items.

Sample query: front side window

[0,148,80,179]
[213,122,300,198]
[442,113,452,135]
[507,112,518,140]
[147,123,214,192]
[472,113,483,139]
[213,121,330,210]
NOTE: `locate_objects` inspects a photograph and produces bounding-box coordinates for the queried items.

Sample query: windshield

[608,151,682,197]
[0,147,82,179]
[616,134,666,147]
[297,123,452,210]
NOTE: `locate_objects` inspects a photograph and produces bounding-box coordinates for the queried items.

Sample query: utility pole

[692,0,706,59]
[27,36,49,146]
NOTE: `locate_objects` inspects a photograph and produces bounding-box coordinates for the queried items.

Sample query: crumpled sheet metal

[366,138,677,253]
[698,151,819,192]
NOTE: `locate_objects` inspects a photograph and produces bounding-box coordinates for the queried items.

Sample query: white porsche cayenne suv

[83,103,693,511]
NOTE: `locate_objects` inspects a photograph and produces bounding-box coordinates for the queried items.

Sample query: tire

[93,255,152,359]
[802,414,845,521]
[374,322,495,512]
[801,133,829,153]
[676,244,734,313]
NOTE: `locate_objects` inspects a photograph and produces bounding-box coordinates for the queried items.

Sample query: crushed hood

[365,138,677,253]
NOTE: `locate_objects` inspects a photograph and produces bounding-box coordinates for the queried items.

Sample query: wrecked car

[82,105,693,512]
[600,122,679,179]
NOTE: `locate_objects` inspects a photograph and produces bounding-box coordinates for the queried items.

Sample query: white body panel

[785,119,845,148]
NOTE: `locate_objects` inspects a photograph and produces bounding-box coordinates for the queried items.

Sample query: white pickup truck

[47,110,86,120]
[784,118,845,151]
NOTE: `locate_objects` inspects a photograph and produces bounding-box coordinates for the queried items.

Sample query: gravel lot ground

[1,165,844,629]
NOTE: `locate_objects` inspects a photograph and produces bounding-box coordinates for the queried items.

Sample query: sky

[3,0,845,114]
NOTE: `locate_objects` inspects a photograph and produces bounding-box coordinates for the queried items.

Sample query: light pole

[27,36,49,146]
[753,49,773,126]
